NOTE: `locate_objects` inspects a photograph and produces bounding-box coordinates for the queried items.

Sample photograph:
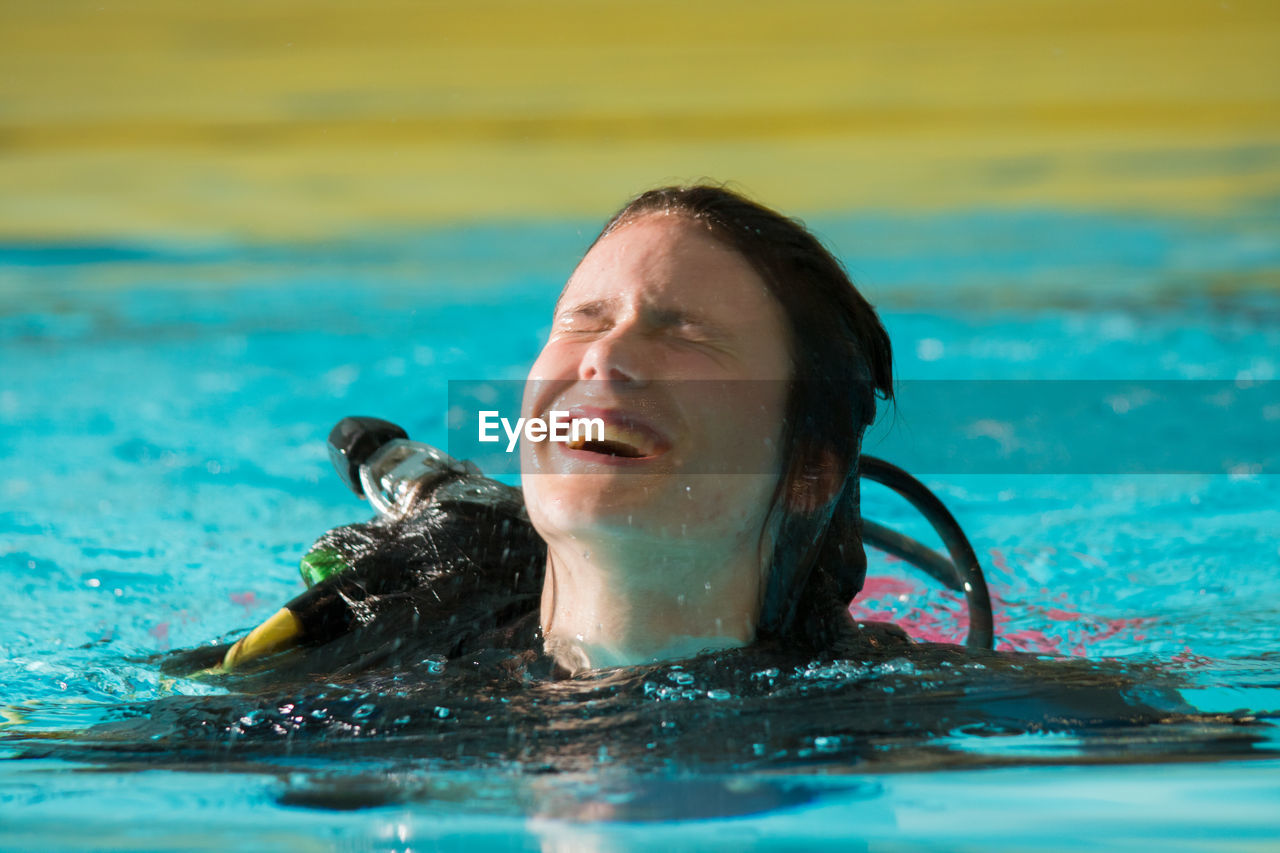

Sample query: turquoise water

[2,208,1279,850]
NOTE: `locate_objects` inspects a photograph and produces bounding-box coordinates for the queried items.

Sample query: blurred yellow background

[2,0,1278,241]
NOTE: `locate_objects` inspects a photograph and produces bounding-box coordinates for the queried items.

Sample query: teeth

[568,422,654,455]
[603,423,652,453]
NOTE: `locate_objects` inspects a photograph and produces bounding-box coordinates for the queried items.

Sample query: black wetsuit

[290,480,546,660]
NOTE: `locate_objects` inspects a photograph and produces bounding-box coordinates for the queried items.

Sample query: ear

[785,446,845,515]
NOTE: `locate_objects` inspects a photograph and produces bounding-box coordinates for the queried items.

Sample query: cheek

[520,346,576,436]
[693,388,789,474]
[526,340,580,384]
[525,349,554,385]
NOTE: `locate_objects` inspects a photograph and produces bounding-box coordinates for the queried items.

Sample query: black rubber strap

[860,456,995,649]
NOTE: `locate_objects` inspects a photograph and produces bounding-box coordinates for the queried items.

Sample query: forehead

[560,214,772,309]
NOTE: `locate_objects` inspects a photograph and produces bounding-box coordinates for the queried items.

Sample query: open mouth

[570,438,647,458]
[566,421,665,459]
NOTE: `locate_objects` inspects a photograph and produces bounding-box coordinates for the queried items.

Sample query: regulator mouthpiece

[327,416,408,496]
[328,415,482,518]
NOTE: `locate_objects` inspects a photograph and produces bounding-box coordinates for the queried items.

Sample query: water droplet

[707,689,730,700]
[814,735,840,752]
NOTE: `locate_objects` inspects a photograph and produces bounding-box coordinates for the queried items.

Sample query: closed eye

[555,316,610,333]
[670,323,719,344]
[648,308,726,341]
[554,301,613,333]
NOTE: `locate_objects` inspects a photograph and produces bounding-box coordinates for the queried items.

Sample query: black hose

[861,520,962,593]
[860,456,995,650]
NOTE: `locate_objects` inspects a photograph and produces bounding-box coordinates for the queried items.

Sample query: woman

[185,186,922,679]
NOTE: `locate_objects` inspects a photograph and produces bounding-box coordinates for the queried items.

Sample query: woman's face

[520,214,793,562]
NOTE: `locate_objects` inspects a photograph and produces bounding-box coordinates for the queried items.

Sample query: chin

[523,472,675,541]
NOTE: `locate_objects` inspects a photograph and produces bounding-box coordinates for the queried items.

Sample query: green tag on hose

[299,547,350,587]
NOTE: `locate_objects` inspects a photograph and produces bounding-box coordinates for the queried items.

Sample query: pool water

[2,208,1279,850]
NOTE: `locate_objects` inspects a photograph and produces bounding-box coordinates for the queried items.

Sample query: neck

[540,532,764,674]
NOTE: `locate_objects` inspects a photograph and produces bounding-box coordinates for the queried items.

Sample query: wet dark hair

[592,184,894,648]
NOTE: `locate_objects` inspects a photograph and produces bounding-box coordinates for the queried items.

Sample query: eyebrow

[556,299,610,318]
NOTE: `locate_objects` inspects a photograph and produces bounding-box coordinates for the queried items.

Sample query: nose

[577,327,648,386]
